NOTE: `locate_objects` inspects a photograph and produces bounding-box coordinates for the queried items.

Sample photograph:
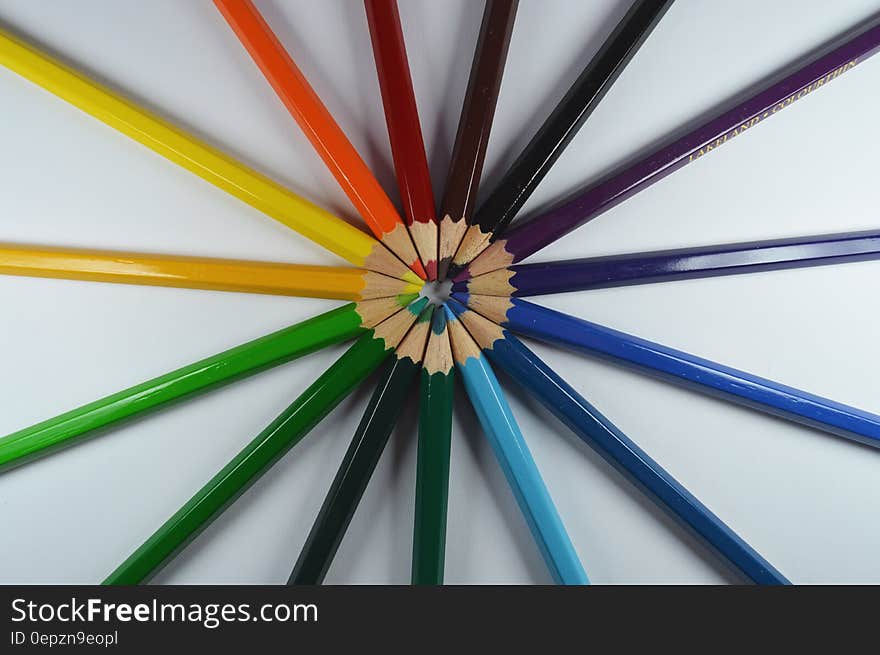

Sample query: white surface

[1,0,879,584]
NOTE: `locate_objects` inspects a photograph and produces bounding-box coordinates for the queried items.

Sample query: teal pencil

[443,304,588,584]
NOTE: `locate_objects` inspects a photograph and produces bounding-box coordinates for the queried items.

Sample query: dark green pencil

[411,308,455,585]
[103,297,429,585]
[289,303,434,584]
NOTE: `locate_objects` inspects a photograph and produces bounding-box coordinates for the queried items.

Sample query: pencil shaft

[365,0,437,275]
[466,17,880,276]
[447,309,587,584]
[412,367,454,584]
[469,0,673,238]
[289,354,421,584]
[460,230,880,297]
[104,331,395,585]
[0,244,421,300]
[437,0,517,278]
[492,297,880,447]
[214,0,426,280]
[0,305,369,472]
[0,26,393,273]
[486,331,788,584]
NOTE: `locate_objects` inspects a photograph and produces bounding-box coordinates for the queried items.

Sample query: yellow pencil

[0,244,422,301]
[0,26,421,285]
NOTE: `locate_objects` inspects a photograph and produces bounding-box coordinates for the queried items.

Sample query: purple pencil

[459,16,880,280]
[452,229,880,297]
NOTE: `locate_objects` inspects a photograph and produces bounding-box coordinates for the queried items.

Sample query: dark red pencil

[365,0,439,278]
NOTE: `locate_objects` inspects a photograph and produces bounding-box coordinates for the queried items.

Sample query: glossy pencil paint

[0,295,418,471]
[104,298,430,585]
[461,17,880,279]
[457,294,880,448]
[290,305,433,584]
[449,300,789,584]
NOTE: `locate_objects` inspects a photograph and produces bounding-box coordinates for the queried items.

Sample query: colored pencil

[453,229,880,297]
[412,309,455,584]
[0,295,418,472]
[0,25,419,285]
[0,244,423,300]
[449,300,789,584]
[289,304,434,584]
[436,0,518,280]
[104,297,430,585]
[457,294,880,447]
[444,305,587,584]
[365,0,438,279]
[214,0,426,281]
[460,17,880,280]
[450,0,674,274]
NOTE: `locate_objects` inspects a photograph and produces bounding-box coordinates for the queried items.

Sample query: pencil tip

[446,297,467,316]
[401,270,424,286]
[407,296,431,315]
[450,267,470,283]
[446,263,464,280]
[450,280,467,294]
[396,292,420,306]
[450,291,470,307]
[410,259,428,281]
[442,303,456,322]
[424,259,438,281]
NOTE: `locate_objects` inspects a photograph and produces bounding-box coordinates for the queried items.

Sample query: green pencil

[0,294,418,472]
[289,304,434,584]
[411,308,455,585]
[103,297,430,585]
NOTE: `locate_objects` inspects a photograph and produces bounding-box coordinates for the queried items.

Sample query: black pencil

[288,305,434,584]
[449,0,674,274]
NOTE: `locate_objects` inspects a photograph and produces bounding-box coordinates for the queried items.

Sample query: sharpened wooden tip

[464,238,515,278]
[444,309,482,365]
[423,311,453,375]
[372,300,425,350]
[355,295,413,328]
[364,241,424,285]
[437,214,468,278]
[461,267,516,296]
[451,223,492,267]
[460,293,513,326]
[361,270,423,299]
[454,305,505,350]
[395,306,433,363]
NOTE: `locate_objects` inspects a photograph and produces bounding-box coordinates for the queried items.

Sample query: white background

[1,0,879,584]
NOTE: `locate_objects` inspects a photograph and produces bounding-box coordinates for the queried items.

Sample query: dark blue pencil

[447,298,789,584]
[453,293,880,448]
[452,229,880,297]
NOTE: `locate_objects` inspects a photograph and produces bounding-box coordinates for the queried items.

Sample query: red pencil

[365,0,438,279]
[214,0,427,281]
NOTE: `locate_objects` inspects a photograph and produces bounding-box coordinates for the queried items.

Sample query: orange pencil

[214,0,426,281]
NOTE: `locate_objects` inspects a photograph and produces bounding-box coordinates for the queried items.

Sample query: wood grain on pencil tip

[0,244,423,300]
[450,0,674,275]
[0,25,420,284]
[213,0,427,281]
[436,0,518,280]
[365,0,438,278]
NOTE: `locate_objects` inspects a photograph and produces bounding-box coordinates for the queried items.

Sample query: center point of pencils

[419,279,453,306]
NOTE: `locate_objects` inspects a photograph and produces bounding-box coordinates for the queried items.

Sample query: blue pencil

[454,294,880,448]
[447,299,789,584]
[443,304,588,584]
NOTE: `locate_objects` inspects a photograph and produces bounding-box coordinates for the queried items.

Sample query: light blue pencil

[443,304,588,584]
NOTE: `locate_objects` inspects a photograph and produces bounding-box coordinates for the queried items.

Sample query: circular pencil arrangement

[1,1,879,584]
